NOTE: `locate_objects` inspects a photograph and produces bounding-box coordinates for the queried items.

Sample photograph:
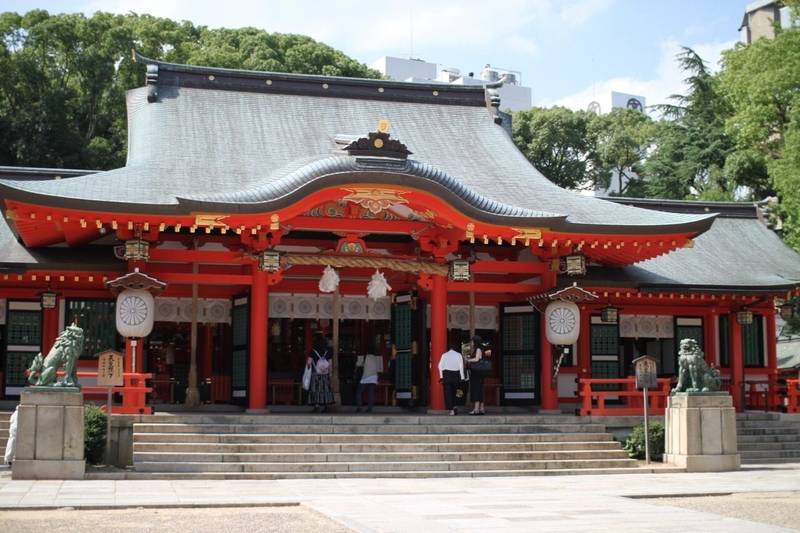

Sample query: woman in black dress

[466,335,490,415]
[306,335,334,412]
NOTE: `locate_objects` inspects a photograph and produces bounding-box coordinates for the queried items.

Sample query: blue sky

[4,0,742,107]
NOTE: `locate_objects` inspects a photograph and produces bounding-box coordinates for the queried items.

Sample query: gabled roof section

[0,53,714,237]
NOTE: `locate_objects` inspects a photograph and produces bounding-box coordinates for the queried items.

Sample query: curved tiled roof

[0,56,714,236]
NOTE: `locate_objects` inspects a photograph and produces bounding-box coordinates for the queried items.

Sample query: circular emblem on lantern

[115,288,155,338]
[544,300,581,345]
[119,294,148,326]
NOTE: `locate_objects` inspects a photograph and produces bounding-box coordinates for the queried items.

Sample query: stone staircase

[737,412,800,464]
[0,411,10,461]
[131,414,644,479]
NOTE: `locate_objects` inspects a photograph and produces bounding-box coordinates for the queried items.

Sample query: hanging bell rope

[281,254,449,276]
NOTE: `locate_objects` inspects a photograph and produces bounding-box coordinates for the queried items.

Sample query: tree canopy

[0,10,380,170]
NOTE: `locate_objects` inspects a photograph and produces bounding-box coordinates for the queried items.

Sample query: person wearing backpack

[466,335,491,415]
[307,334,334,412]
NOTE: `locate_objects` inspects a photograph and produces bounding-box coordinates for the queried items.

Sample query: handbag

[471,358,492,373]
[302,366,312,390]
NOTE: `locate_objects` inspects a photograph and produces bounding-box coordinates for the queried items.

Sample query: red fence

[788,379,800,414]
[73,370,152,414]
[577,377,672,416]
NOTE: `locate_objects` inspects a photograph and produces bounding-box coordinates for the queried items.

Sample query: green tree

[0,10,380,170]
[511,106,599,190]
[590,108,655,196]
[645,47,737,200]
[719,25,800,248]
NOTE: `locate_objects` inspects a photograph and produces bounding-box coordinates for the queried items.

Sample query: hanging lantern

[259,249,281,272]
[601,305,619,324]
[544,300,580,345]
[318,266,340,293]
[40,291,57,310]
[124,238,150,261]
[564,255,587,276]
[736,309,754,325]
[115,288,155,338]
[449,259,470,281]
[367,270,392,300]
[779,302,795,321]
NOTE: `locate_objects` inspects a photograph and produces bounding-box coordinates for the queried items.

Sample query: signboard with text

[633,355,658,390]
[97,350,124,387]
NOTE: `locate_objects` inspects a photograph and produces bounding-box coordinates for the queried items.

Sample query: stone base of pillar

[12,388,85,480]
[244,408,271,414]
[663,393,740,472]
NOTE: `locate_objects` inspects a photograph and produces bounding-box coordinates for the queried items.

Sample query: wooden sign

[97,350,124,387]
[633,355,658,390]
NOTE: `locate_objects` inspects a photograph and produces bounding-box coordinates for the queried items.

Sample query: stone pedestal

[663,393,740,472]
[12,388,85,480]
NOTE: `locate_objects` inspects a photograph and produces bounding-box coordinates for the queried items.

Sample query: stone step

[736,412,780,421]
[89,466,680,480]
[138,414,585,425]
[737,433,800,443]
[132,431,614,444]
[738,442,800,451]
[736,420,800,428]
[133,457,638,473]
[133,449,630,464]
[736,427,800,436]
[740,450,800,460]
[132,423,607,435]
[132,440,622,454]
[741,457,800,465]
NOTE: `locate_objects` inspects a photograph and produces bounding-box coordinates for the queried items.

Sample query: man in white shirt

[355,353,383,413]
[438,345,465,415]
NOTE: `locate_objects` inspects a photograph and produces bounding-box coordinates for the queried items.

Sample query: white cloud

[539,38,736,111]
[559,0,616,27]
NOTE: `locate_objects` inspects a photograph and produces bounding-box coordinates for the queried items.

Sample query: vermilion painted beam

[288,216,430,234]
[446,281,541,294]
[149,249,248,264]
[157,273,252,286]
[471,261,546,274]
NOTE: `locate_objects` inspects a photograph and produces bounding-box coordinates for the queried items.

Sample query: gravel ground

[648,491,800,531]
[0,505,354,533]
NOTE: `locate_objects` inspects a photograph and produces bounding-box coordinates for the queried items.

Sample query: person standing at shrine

[438,343,465,415]
[307,334,334,412]
[355,350,383,413]
[466,335,490,415]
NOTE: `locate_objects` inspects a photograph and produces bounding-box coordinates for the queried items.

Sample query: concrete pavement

[1,465,799,531]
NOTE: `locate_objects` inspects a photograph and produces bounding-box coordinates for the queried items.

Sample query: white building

[739,0,795,43]
[370,56,532,111]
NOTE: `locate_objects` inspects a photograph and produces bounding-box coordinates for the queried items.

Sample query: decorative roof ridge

[0,166,99,181]
[602,196,759,219]
[132,50,503,108]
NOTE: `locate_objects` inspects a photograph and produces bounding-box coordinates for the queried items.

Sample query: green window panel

[502,314,536,352]
[590,324,618,355]
[7,310,41,346]
[742,317,764,367]
[719,315,730,367]
[503,353,536,390]
[5,351,37,386]
[395,352,413,391]
[231,348,248,388]
[66,299,118,358]
[232,305,249,345]
[392,304,412,351]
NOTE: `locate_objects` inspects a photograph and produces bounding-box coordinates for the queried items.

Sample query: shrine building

[1,53,799,415]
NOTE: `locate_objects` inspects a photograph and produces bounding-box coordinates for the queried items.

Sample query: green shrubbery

[84,404,107,464]
[623,421,665,461]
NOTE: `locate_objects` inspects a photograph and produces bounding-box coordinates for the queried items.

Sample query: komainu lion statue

[672,338,721,393]
[26,323,84,388]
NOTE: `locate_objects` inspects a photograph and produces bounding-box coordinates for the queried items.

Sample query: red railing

[787,379,800,414]
[66,370,153,414]
[578,377,672,416]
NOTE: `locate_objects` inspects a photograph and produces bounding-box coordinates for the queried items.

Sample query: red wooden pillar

[200,324,214,382]
[429,274,447,410]
[578,306,591,379]
[249,265,269,411]
[730,312,744,411]
[703,311,717,366]
[765,306,778,410]
[540,313,558,411]
[41,296,60,355]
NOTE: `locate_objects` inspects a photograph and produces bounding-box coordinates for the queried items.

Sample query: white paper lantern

[544,300,580,346]
[116,288,155,338]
